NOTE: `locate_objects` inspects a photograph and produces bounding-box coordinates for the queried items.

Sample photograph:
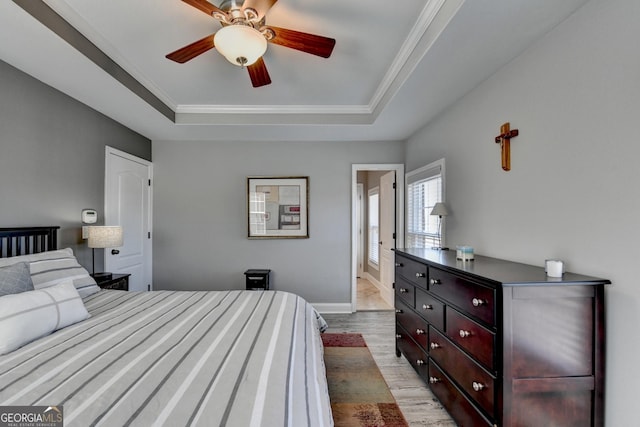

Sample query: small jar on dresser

[394,248,610,427]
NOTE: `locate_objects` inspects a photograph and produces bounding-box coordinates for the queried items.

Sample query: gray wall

[405,0,638,425]
[152,140,404,304]
[0,60,151,270]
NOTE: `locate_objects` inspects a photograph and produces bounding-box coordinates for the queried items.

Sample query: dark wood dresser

[394,248,609,427]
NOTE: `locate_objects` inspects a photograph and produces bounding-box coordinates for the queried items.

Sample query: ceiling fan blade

[265,26,335,58]
[166,34,216,63]
[247,57,271,87]
[242,0,278,19]
[181,0,224,16]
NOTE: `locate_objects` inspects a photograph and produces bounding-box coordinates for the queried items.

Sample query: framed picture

[247,176,309,239]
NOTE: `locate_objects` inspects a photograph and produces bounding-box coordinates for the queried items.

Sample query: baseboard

[365,273,394,308]
[365,272,383,290]
[312,303,353,314]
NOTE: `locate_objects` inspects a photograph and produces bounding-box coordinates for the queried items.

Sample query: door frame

[104,146,153,290]
[351,164,404,313]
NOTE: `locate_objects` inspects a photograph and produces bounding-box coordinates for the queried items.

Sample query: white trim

[364,273,394,308]
[406,158,445,181]
[176,104,371,115]
[312,303,353,315]
[365,272,382,289]
[351,164,405,313]
[37,0,463,128]
[406,158,446,246]
[369,0,457,114]
[105,146,153,167]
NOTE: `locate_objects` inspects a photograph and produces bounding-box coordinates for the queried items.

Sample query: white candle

[546,260,564,278]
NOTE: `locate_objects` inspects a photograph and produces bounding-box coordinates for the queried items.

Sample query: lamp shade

[214,25,267,66]
[430,202,449,217]
[87,226,123,249]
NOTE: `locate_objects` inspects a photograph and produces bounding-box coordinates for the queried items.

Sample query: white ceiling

[0,0,590,142]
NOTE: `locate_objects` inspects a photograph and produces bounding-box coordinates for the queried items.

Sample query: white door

[379,171,396,307]
[356,183,365,278]
[105,147,152,291]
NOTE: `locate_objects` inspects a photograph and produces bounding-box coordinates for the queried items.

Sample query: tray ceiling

[0,0,590,142]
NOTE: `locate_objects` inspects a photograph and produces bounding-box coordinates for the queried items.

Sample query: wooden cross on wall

[494,122,519,171]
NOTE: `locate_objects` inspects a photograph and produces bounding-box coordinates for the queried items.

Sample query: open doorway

[351,164,404,312]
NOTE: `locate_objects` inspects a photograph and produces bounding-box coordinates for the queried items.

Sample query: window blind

[406,160,444,248]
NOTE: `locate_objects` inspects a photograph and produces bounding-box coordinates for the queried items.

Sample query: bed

[0,227,332,426]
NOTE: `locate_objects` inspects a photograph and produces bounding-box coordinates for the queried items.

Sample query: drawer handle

[396,334,402,339]
[399,288,408,294]
[395,262,404,267]
[416,359,425,366]
[429,376,441,384]
[472,381,486,392]
[430,342,440,350]
[415,272,426,278]
[430,278,441,285]
[459,330,471,338]
[395,309,403,314]
[472,298,486,307]
[422,304,433,311]
[416,328,425,335]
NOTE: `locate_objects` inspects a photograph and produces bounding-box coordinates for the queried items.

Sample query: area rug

[322,333,409,427]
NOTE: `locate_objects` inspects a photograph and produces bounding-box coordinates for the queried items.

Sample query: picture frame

[247,176,309,239]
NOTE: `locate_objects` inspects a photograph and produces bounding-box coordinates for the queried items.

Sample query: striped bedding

[0,289,332,427]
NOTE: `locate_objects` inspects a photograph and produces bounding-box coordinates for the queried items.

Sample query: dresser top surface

[395,248,610,287]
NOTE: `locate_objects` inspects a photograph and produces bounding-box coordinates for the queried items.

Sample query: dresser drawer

[428,360,494,427]
[396,297,429,351]
[446,308,495,371]
[395,255,428,288]
[429,327,496,417]
[396,323,429,379]
[415,287,444,331]
[429,267,495,326]
[395,276,416,308]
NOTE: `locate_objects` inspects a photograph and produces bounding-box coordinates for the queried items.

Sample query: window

[368,187,379,266]
[406,159,444,248]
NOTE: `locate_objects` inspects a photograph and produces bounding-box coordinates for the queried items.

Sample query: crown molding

[17,0,464,127]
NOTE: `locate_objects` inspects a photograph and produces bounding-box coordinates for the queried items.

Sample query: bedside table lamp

[87,226,123,280]
[430,202,449,250]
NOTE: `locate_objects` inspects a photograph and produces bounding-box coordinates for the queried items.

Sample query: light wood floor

[322,311,456,427]
[356,278,394,311]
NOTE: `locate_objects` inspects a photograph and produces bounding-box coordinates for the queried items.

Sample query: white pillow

[0,280,90,355]
[0,248,100,297]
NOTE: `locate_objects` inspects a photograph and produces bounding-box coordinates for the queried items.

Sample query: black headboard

[0,227,60,258]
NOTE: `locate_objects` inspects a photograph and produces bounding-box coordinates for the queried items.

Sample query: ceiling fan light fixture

[214,25,267,67]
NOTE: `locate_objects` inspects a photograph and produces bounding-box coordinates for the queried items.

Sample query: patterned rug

[322,333,409,427]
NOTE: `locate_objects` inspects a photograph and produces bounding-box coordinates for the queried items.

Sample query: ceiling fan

[166,0,336,87]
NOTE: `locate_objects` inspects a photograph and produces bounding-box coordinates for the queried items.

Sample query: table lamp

[430,202,449,250]
[87,226,123,280]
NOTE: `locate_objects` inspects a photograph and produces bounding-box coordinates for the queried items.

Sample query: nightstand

[93,273,130,291]
[244,269,271,290]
